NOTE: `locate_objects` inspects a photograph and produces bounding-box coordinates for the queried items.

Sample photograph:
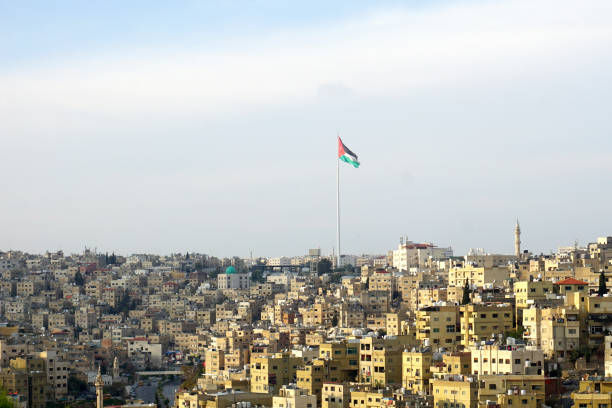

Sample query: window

[515,359,521,364]
[489,384,496,390]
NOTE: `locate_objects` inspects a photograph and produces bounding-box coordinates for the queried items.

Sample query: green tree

[0,388,14,408]
[599,271,607,296]
[74,271,85,286]
[317,258,332,275]
[461,280,471,305]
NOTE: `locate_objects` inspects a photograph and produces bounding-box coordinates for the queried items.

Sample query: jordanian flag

[338,137,360,168]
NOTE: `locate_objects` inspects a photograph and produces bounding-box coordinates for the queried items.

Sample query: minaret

[95,366,104,408]
[514,219,521,258]
[112,356,119,381]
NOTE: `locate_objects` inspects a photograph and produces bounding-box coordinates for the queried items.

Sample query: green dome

[225,266,237,274]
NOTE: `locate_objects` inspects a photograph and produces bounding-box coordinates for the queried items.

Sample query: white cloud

[1,0,611,129]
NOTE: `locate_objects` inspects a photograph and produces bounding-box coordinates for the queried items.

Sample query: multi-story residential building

[416,306,460,350]
[38,350,69,400]
[431,377,479,408]
[478,375,546,408]
[522,307,579,359]
[459,304,513,347]
[322,382,350,408]
[571,378,612,408]
[250,352,302,394]
[0,339,28,367]
[449,266,509,288]
[513,280,555,313]
[401,350,432,393]
[430,353,471,379]
[358,336,405,387]
[368,271,396,294]
[470,344,544,375]
[218,266,250,290]
[127,338,163,369]
[393,242,453,271]
[606,335,612,377]
[205,349,224,377]
[273,385,317,408]
[349,387,396,408]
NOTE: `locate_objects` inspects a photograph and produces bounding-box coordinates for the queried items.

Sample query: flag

[338,137,360,168]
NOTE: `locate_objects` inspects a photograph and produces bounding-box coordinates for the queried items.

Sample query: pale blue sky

[1,0,612,257]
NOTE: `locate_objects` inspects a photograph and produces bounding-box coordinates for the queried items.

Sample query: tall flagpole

[336,134,341,270]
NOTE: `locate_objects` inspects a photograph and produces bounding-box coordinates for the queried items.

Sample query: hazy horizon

[2,0,612,258]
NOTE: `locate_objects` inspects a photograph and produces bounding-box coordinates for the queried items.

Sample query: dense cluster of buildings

[2,227,612,408]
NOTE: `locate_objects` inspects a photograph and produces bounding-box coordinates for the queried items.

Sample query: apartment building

[416,306,460,350]
[250,352,302,394]
[459,304,513,347]
[402,350,432,393]
[470,344,544,375]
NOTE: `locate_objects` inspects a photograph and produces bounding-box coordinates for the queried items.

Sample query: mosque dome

[225,266,237,274]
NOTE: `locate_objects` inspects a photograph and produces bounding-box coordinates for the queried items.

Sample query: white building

[127,338,162,369]
[267,257,291,266]
[217,266,249,290]
[273,386,317,408]
[470,344,544,376]
[392,241,453,271]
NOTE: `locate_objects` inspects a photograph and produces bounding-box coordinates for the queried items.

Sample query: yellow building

[431,353,471,379]
[513,281,554,313]
[432,378,479,408]
[358,337,404,387]
[417,288,448,309]
[459,304,513,347]
[522,307,579,359]
[297,341,359,402]
[402,350,432,393]
[449,266,509,288]
[250,352,302,394]
[570,392,611,408]
[322,382,350,408]
[0,357,51,408]
[478,375,546,408]
[349,387,396,408]
[416,306,460,350]
[273,386,317,408]
[571,378,612,408]
[205,349,225,377]
[482,390,538,408]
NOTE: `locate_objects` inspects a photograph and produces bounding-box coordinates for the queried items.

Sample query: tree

[74,271,85,286]
[331,312,339,327]
[0,388,14,408]
[599,271,607,296]
[461,279,471,305]
[67,374,88,396]
[317,258,332,275]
